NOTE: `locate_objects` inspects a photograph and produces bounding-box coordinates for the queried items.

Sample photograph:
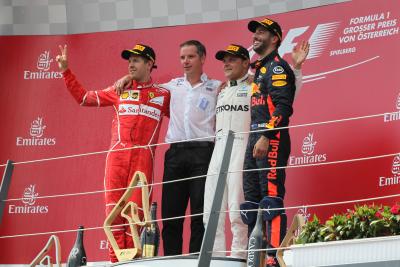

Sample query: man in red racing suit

[56,44,170,262]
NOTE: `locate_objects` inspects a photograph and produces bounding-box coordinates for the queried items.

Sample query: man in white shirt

[161,40,220,255]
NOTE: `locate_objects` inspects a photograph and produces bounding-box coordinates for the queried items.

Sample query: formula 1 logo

[16,117,56,146]
[280,22,341,59]
[247,19,381,84]
[24,50,63,80]
[248,22,341,62]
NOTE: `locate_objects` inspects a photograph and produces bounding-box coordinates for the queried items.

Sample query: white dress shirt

[163,73,221,143]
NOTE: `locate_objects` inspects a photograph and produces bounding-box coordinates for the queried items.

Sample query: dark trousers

[161,141,214,255]
[243,132,290,256]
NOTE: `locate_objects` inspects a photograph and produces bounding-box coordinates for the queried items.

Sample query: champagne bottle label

[247,209,265,267]
[141,202,160,258]
[143,244,155,257]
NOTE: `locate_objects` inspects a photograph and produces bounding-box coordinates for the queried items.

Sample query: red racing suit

[63,69,170,262]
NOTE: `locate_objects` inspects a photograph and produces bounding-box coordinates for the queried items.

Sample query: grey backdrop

[0,0,350,35]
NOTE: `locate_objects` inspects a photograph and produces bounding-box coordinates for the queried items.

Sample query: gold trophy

[30,235,61,267]
[103,171,150,262]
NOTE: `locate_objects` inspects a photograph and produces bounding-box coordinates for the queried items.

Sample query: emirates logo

[21,184,38,206]
[289,132,327,166]
[23,50,62,80]
[30,117,46,138]
[36,51,53,71]
[16,117,56,146]
[396,93,400,110]
[301,133,317,155]
[392,155,400,176]
[8,184,49,214]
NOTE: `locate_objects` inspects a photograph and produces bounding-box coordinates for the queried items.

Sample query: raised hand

[56,44,68,72]
[292,41,310,70]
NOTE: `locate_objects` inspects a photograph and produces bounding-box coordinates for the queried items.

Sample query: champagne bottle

[247,208,266,267]
[67,226,87,267]
[141,202,160,257]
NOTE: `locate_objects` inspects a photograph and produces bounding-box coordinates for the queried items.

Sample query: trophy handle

[40,256,52,267]
[29,235,61,267]
[276,214,305,267]
[103,171,150,262]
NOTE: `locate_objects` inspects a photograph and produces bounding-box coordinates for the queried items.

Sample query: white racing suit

[204,74,251,259]
[203,69,302,259]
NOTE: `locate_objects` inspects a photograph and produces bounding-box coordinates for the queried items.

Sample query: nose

[182,57,189,64]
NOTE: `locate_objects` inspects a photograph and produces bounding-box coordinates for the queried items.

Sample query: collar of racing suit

[250,49,279,69]
[228,73,249,87]
[132,78,154,89]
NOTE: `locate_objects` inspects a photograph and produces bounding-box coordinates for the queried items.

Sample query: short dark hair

[180,40,206,57]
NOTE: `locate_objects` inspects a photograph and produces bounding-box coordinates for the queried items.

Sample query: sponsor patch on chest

[120,90,140,101]
[140,105,161,120]
[272,80,287,87]
[118,104,139,115]
[149,96,164,106]
[237,85,250,97]
[272,66,284,74]
[118,104,161,120]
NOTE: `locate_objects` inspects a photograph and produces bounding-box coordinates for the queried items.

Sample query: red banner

[0,0,399,264]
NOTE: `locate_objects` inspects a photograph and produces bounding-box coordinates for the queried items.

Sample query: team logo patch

[148,92,155,99]
[272,81,287,87]
[260,67,267,74]
[149,96,164,106]
[120,90,140,101]
[272,74,287,80]
[272,66,284,74]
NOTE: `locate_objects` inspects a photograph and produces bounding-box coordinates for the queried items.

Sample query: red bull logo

[251,96,265,106]
[267,139,280,179]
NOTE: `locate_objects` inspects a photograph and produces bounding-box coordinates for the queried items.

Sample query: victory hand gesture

[56,45,68,72]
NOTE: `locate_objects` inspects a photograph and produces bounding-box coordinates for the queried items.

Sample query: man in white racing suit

[203,42,308,259]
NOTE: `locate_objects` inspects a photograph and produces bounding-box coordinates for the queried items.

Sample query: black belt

[170,141,214,149]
